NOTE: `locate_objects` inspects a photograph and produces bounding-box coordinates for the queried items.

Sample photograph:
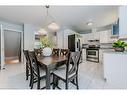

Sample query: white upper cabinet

[86,32,100,40]
[87,33,93,40]
[82,33,90,44]
[93,31,100,40]
[82,32,100,44]
[82,29,116,44]
[100,30,111,43]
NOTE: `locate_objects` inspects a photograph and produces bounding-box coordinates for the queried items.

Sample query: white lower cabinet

[99,49,103,64]
[99,49,113,64]
[82,49,86,62]
[104,52,127,88]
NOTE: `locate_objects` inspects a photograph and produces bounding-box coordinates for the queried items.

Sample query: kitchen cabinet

[82,49,86,62]
[100,30,111,43]
[87,32,99,40]
[99,49,103,64]
[82,34,89,44]
[99,49,113,64]
[93,31,100,40]
[104,52,127,88]
[83,29,116,44]
[86,33,93,40]
[83,32,100,43]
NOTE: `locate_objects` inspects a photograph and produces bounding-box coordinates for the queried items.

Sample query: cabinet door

[93,32,100,40]
[83,34,89,44]
[99,49,103,64]
[82,49,86,61]
[87,33,93,40]
[100,30,110,43]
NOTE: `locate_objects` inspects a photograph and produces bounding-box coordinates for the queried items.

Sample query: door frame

[0,24,23,69]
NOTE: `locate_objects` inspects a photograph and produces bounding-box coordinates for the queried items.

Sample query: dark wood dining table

[37,55,67,89]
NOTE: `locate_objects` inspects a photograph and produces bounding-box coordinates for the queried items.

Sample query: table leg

[46,68,51,89]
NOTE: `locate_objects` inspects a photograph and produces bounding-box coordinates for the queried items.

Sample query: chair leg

[56,77,59,88]
[76,76,79,89]
[37,77,40,89]
[29,74,32,87]
[26,65,29,80]
[30,75,34,89]
[65,81,68,89]
[53,75,57,89]
[52,75,55,89]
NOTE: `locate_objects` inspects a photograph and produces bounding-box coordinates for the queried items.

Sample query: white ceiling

[0,6,119,32]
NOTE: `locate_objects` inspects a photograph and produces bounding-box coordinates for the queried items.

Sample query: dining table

[37,55,67,89]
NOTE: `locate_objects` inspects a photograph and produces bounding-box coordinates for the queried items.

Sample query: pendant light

[38,5,60,35]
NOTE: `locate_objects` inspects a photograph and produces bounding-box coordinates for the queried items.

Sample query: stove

[86,45,100,63]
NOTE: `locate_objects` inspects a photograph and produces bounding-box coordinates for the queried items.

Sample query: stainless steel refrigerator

[68,34,81,52]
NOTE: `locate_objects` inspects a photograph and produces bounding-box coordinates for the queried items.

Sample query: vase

[43,47,52,56]
[114,47,125,52]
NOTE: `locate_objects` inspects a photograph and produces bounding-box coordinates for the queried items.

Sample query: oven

[86,48,99,63]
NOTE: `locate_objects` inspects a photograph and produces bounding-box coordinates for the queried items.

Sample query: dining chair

[52,51,82,89]
[28,51,46,89]
[23,50,30,80]
[56,49,69,68]
[52,48,60,56]
[34,48,42,56]
[23,50,32,87]
[60,49,69,57]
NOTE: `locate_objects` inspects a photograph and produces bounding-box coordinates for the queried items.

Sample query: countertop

[104,51,127,55]
[82,47,113,49]
[99,48,113,49]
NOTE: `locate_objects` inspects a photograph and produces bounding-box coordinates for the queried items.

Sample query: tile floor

[0,61,125,89]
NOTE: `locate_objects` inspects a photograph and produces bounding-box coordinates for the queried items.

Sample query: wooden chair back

[66,51,82,78]
[60,49,69,57]
[52,48,60,56]
[29,51,40,77]
[34,48,42,56]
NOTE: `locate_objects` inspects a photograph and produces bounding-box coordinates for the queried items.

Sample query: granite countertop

[104,51,127,54]
[82,47,88,49]
[82,47,113,49]
[99,48,114,49]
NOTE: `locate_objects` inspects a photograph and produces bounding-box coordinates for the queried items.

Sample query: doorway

[4,30,21,64]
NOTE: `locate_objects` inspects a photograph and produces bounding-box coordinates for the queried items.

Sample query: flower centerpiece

[40,36,54,56]
[112,40,127,52]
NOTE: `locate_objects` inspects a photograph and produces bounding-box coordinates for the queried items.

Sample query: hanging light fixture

[38,5,60,35]
[38,28,48,35]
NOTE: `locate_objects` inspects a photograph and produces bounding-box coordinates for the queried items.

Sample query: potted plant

[40,35,54,56]
[112,40,127,52]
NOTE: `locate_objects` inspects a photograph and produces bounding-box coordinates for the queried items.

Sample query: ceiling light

[38,5,60,34]
[87,22,93,26]
[38,29,48,35]
[48,22,60,31]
